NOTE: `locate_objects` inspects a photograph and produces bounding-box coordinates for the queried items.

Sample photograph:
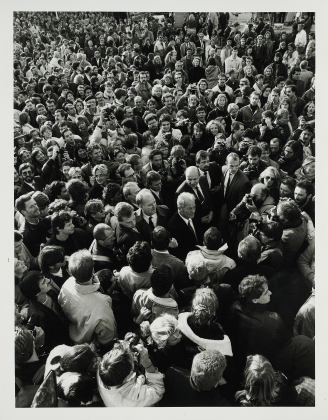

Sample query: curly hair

[191,288,218,327]
[15,325,34,368]
[84,199,104,218]
[127,241,152,273]
[141,313,180,350]
[102,183,122,206]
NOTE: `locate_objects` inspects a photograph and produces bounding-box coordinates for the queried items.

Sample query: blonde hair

[191,288,218,326]
[141,314,180,350]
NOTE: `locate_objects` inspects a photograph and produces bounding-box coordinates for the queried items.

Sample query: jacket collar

[74,275,101,295]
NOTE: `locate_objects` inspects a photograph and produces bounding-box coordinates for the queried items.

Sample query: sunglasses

[265,176,276,181]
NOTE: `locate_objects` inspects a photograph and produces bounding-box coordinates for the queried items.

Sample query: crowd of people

[13,11,315,407]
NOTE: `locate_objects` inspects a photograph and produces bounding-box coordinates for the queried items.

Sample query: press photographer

[239,145,269,182]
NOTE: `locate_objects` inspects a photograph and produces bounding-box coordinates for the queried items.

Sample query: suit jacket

[90,56,103,70]
[175,177,213,221]
[166,212,202,262]
[200,162,222,189]
[150,189,164,206]
[17,177,46,198]
[135,206,171,243]
[221,168,251,213]
[115,223,143,255]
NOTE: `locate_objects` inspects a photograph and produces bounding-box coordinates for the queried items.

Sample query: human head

[260,166,281,189]
[136,189,157,217]
[32,191,50,219]
[191,288,218,326]
[185,253,208,283]
[19,270,51,300]
[15,193,40,220]
[203,227,223,250]
[66,179,89,203]
[114,202,136,229]
[238,274,271,304]
[242,354,277,405]
[150,264,174,297]
[256,221,283,246]
[57,372,94,407]
[151,226,171,251]
[185,166,200,189]
[149,314,181,349]
[177,192,196,220]
[238,236,261,264]
[127,241,152,273]
[98,340,134,387]
[294,180,314,206]
[276,200,302,227]
[68,250,94,284]
[191,350,226,391]
[15,325,34,368]
[226,153,240,175]
[280,176,296,199]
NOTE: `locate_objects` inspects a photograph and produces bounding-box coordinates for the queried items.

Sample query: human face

[217,96,226,107]
[64,130,75,146]
[92,207,105,222]
[134,98,143,108]
[58,187,70,201]
[284,88,293,98]
[300,129,312,145]
[92,148,103,163]
[263,172,276,187]
[167,328,182,346]
[15,259,27,277]
[61,165,71,179]
[47,102,56,113]
[186,170,200,189]
[66,104,76,116]
[304,161,315,177]
[264,87,271,96]
[60,220,75,235]
[260,149,270,162]
[227,157,240,175]
[197,110,206,121]
[120,212,136,229]
[189,96,197,107]
[164,97,173,108]
[100,228,115,248]
[150,179,162,192]
[55,111,64,124]
[95,169,108,185]
[76,102,84,114]
[14,238,23,254]
[253,284,271,304]
[218,76,226,87]
[179,198,196,219]
[248,155,260,167]
[37,105,47,116]
[21,167,34,183]
[123,168,136,182]
[270,141,280,154]
[141,194,157,216]
[294,187,308,206]
[151,153,163,170]
[115,152,125,164]
[284,146,294,158]
[194,128,203,140]
[280,183,293,198]
[210,123,219,136]
[250,94,259,106]
[307,102,315,115]
[198,157,210,172]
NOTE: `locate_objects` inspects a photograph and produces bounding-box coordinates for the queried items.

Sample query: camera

[245,193,254,205]
[59,145,67,159]
[190,84,197,94]
[163,132,173,141]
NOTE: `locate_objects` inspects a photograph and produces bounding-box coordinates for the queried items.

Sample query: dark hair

[151,226,171,251]
[149,149,163,161]
[277,200,301,223]
[48,181,67,202]
[84,199,104,218]
[238,274,268,303]
[19,270,43,299]
[57,372,94,407]
[179,134,192,149]
[32,191,50,210]
[257,221,283,242]
[151,264,174,297]
[296,179,315,197]
[121,118,136,132]
[102,183,122,206]
[127,241,152,273]
[203,227,223,250]
[146,170,161,188]
[98,341,133,387]
[51,211,73,234]
[66,179,88,202]
[247,145,262,157]
[242,128,257,140]
[15,192,34,213]
[60,344,97,374]
[281,176,296,191]
[38,245,65,276]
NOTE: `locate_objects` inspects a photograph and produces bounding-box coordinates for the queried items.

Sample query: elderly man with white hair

[134,189,170,243]
[167,192,202,261]
[175,166,214,228]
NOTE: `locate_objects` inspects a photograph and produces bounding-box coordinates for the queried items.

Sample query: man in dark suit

[135,189,171,243]
[195,151,222,213]
[219,152,251,241]
[17,163,46,198]
[90,50,103,74]
[175,166,214,231]
[167,192,202,262]
[114,202,143,256]
[145,171,165,206]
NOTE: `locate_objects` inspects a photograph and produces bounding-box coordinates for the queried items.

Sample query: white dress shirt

[143,211,158,227]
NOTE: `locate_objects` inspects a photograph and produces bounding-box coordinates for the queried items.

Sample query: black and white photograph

[7,7,324,415]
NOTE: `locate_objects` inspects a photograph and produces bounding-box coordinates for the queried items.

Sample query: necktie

[148,216,154,230]
[188,219,198,241]
[204,171,210,188]
[225,174,232,196]
[195,186,204,203]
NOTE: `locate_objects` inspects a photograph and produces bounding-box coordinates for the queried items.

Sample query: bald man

[175,166,213,229]
[230,183,276,241]
[135,189,171,243]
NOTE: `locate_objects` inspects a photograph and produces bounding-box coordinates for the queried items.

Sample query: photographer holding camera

[239,145,269,182]
[154,113,182,149]
[229,183,276,241]
[168,145,187,181]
